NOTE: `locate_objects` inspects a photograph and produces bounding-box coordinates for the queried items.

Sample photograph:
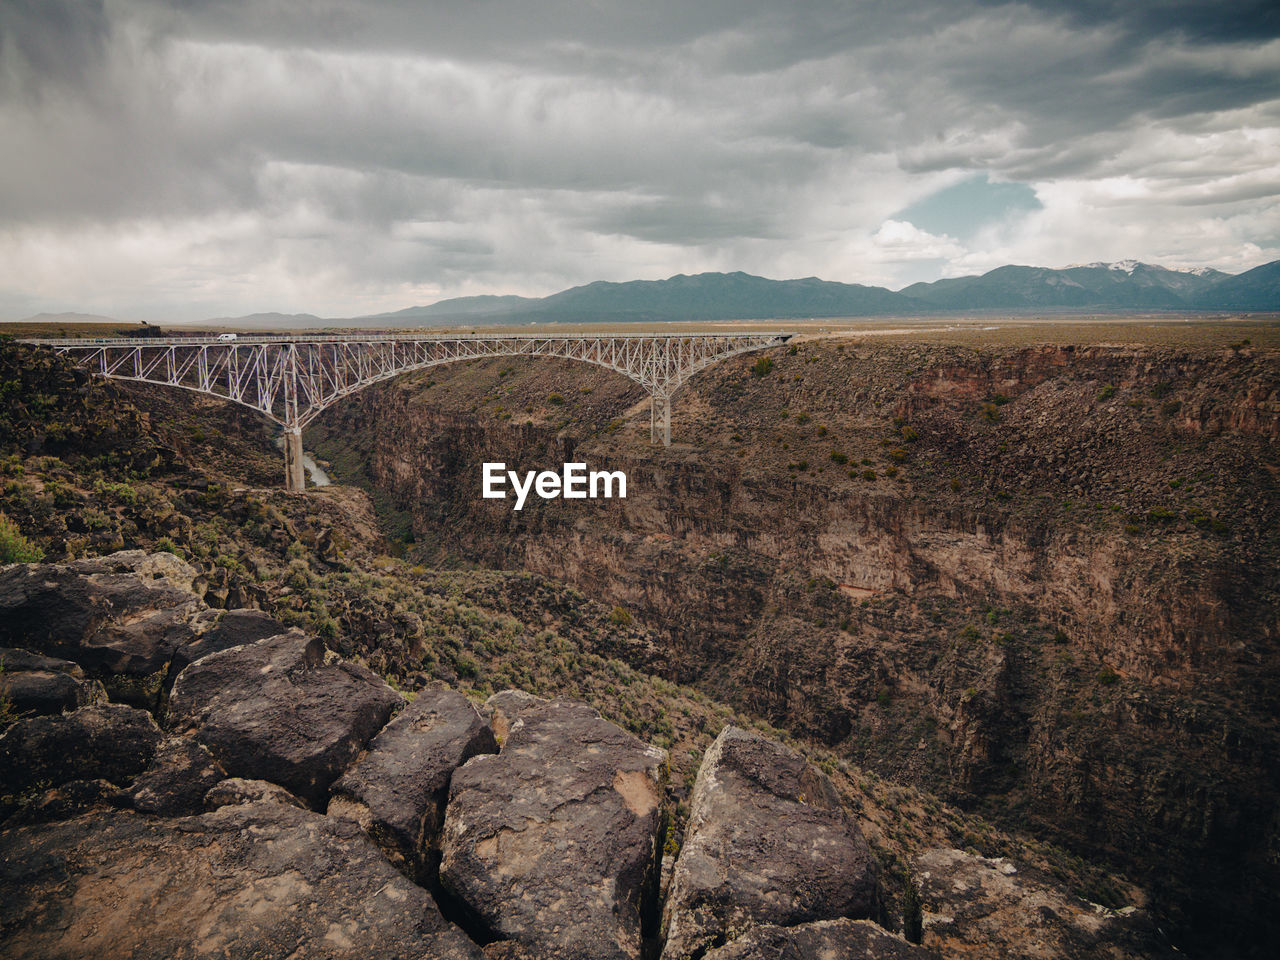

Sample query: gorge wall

[309,336,1280,956]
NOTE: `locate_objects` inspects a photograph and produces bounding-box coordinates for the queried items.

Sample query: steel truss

[24,332,790,489]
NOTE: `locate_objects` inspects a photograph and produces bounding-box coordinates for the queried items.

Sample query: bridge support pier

[283,427,306,492]
[650,392,671,446]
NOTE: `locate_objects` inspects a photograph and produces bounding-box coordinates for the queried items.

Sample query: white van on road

[217,333,238,341]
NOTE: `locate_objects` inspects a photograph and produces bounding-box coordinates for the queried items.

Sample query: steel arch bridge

[21,332,791,490]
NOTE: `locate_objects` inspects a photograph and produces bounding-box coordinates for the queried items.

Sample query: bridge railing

[24,331,790,347]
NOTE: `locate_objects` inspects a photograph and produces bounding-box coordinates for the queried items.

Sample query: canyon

[1,327,1276,957]
[308,328,1280,957]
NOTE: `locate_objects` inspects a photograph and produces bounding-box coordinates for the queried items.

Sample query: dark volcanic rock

[329,682,497,876]
[440,698,667,960]
[167,632,403,808]
[661,726,878,960]
[0,703,162,801]
[481,943,542,960]
[0,551,205,677]
[705,919,936,959]
[0,802,483,960]
[6,778,127,826]
[204,777,307,810]
[126,736,226,816]
[482,688,547,745]
[914,847,1160,960]
[0,647,104,715]
[164,607,287,692]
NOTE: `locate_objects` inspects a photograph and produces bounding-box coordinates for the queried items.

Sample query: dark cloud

[999,0,1280,44]
[0,0,111,98]
[579,197,783,246]
[0,0,1276,319]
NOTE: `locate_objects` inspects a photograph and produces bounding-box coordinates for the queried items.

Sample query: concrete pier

[283,428,306,492]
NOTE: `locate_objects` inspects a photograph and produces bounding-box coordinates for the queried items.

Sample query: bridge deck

[22,332,790,347]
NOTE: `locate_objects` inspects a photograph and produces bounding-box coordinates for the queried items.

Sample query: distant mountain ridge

[900,261,1233,310]
[9,259,1277,328]
[11,312,124,325]
[376,260,1280,325]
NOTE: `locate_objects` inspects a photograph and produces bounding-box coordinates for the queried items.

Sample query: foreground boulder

[329,682,497,877]
[482,688,547,745]
[440,698,666,960]
[126,736,226,816]
[0,551,205,678]
[705,919,935,959]
[915,847,1159,960]
[0,703,162,803]
[0,647,104,716]
[167,632,402,808]
[164,607,287,693]
[204,777,307,810]
[0,802,483,960]
[661,726,878,960]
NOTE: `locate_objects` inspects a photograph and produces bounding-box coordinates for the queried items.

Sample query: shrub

[0,514,43,563]
[608,606,633,627]
[900,425,918,442]
[787,344,798,356]
[1097,384,1117,401]
[981,403,1001,422]
[888,447,907,464]
[1098,666,1120,686]
[861,469,876,481]
[93,479,137,504]
[752,356,774,377]
[830,451,848,465]
[81,509,111,531]
[547,393,564,405]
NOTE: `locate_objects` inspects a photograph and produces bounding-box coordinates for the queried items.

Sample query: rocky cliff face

[3,551,1147,960]
[309,338,1280,957]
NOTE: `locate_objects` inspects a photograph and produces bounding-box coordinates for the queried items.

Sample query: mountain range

[362,259,1280,324]
[11,259,1280,328]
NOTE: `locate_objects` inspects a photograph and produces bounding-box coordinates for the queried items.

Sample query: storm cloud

[1,0,1277,320]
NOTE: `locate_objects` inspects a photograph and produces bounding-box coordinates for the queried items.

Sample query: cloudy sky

[1,0,1278,321]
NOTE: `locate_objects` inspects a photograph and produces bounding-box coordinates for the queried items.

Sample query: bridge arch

[24,332,790,490]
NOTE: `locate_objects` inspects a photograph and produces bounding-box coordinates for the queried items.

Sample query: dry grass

[0,321,157,339]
